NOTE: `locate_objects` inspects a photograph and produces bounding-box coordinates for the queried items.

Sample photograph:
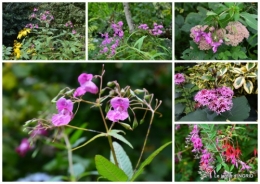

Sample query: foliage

[3,63,172,181]
[2,3,85,60]
[175,2,258,60]
[175,124,258,181]
[88,2,172,60]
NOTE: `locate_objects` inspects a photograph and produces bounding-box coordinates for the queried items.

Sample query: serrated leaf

[110,142,133,180]
[233,76,245,89]
[108,130,133,149]
[95,155,128,181]
[246,62,256,71]
[131,141,172,181]
[243,80,253,94]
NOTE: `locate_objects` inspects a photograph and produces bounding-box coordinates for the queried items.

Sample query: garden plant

[175,124,257,181]
[175,2,257,60]
[2,3,85,60]
[3,63,172,181]
[88,2,172,60]
[175,62,258,121]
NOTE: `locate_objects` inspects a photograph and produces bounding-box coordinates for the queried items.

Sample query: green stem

[134,112,154,171]
[65,124,104,134]
[62,127,75,181]
[98,106,119,167]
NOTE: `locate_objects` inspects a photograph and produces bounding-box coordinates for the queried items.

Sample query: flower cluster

[190,25,223,53]
[29,8,54,25]
[186,125,203,153]
[225,21,249,46]
[25,23,39,29]
[106,97,129,122]
[138,22,164,36]
[17,28,31,39]
[13,40,22,59]
[194,86,234,115]
[51,97,74,126]
[199,149,215,179]
[65,21,77,34]
[100,21,124,57]
[174,73,185,85]
[73,73,98,97]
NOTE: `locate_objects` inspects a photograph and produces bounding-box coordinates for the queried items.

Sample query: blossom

[211,39,223,53]
[200,149,215,178]
[72,30,77,34]
[73,73,98,97]
[225,21,249,46]
[16,138,32,157]
[174,73,185,85]
[33,8,38,12]
[150,23,164,36]
[239,160,251,172]
[138,24,149,30]
[17,28,31,39]
[51,97,74,126]
[106,97,129,122]
[13,40,22,59]
[30,123,48,137]
[52,109,73,126]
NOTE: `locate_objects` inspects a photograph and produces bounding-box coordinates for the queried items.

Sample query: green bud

[64,89,74,95]
[144,94,152,100]
[120,89,125,96]
[134,89,145,94]
[107,81,115,87]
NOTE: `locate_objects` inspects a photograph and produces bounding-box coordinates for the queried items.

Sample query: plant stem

[98,106,119,167]
[134,111,154,171]
[62,127,75,181]
[65,124,104,134]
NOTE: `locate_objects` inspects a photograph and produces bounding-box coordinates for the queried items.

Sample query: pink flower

[33,8,38,12]
[211,39,223,53]
[72,30,77,34]
[107,97,129,122]
[30,123,48,137]
[174,73,185,85]
[138,24,149,30]
[73,73,98,97]
[52,109,73,126]
[16,138,32,157]
[56,97,73,112]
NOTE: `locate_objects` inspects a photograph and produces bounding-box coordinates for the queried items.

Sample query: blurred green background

[2,62,172,181]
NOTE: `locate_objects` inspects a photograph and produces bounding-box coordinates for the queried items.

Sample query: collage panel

[2,2,86,60]
[88,2,172,60]
[175,62,258,122]
[2,62,172,181]
[175,2,257,60]
[175,124,258,181]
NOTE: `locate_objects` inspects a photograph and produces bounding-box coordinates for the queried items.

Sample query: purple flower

[106,97,129,122]
[30,123,48,137]
[56,97,73,112]
[211,39,223,53]
[203,32,213,44]
[40,14,47,21]
[72,30,77,34]
[73,73,98,97]
[174,73,185,85]
[35,24,38,29]
[30,13,36,18]
[239,160,251,172]
[33,8,38,12]
[138,24,149,30]
[16,138,32,157]
[52,109,73,126]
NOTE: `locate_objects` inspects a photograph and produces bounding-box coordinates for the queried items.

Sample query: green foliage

[95,155,128,181]
[88,2,172,60]
[175,2,258,60]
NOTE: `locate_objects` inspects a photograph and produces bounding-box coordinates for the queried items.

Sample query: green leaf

[245,72,257,78]
[220,67,228,75]
[70,123,88,145]
[72,133,106,151]
[246,62,256,71]
[110,142,133,180]
[95,155,128,181]
[243,80,253,94]
[233,76,245,89]
[240,12,258,31]
[224,2,234,7]
[230,164,234,171]
[175,103,185,115]
[179,109,208,121]
[133,36,147,50]
[108,130,133,149]
[72,163,85,179]
[216,163,222,172]
[206,11,217,16]
[130,141,172,181]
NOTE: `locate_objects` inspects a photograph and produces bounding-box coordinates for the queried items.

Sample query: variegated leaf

[233,76,245,89]
[243,80,253,94]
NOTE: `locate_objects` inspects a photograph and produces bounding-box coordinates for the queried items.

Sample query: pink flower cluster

[65,21,77,34]
[174,73,185,85]
[73,73,98,97]
[106,97,129,122]
[100,21,124,57]
[200,149,215,178]
[138,23,164,36]
[225,21,249,46]
[194,86,233,115]
[25,23,39,29]
[190,25,223,53]
[51,97,74,126]
[29,8,54,26]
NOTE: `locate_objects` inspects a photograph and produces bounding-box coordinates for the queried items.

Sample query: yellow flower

[13,40,22,59]
[17,28,31,39]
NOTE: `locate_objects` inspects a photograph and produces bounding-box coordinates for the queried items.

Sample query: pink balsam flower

[73,73,98,97]
[107,97,129,122]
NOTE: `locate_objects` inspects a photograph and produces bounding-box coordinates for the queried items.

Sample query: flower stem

[134,111,154,171]
[62,127,75,181]
[65,124,104,134]
[98,106,119,167]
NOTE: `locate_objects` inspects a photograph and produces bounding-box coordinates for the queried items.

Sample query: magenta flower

[174,73,185,85]
[52,109,73,126]
[56,97,73,112]
[73,73,98,97]
[138,24,149,30]
[107,97,129,122]
[239,160,251,172]
[212,39,223,53]
[16,138,32,157]
[72,30,77,34]
[33,8,38,12]
[30,123,48,137]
